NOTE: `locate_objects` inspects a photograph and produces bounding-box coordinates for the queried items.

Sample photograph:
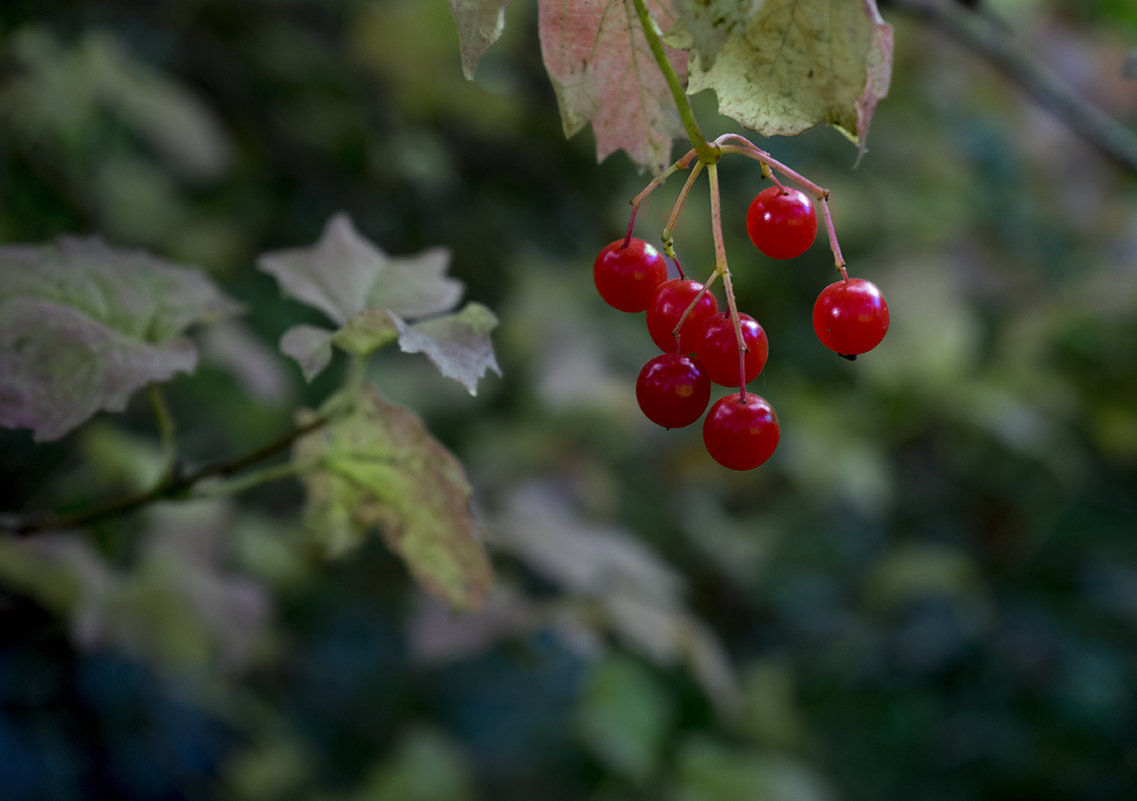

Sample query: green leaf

[392,302,502,395]
[576,656,674,782]
[668,0,768,69]
[332,308,400,358]
[675,737,834,801]
[492,483,739,712]
[294,384,494,610]
[257,213,461,326]
[0,237,241,441]
[0,501,270,672]
[345,727,475,801]
[682,0,893,150]
[448,0,512,80]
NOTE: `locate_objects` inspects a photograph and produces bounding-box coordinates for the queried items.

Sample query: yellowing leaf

[684,0,892,149]
[449,0,513,79]
[0,237,240,441]
[538,0,688,172]
[668,0,768,68]
[294,385,494,610]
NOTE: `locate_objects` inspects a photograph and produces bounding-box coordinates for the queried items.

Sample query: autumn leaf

[0,237,241,441]
[294,384,494,610]
[680,0,893,150]
[449,0,513,79]
[539,0,688,173]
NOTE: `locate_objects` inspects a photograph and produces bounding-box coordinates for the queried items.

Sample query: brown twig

[3,414,330,536]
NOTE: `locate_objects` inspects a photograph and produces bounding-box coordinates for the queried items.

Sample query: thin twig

[881,0,1137,175]
[5,414,331,536]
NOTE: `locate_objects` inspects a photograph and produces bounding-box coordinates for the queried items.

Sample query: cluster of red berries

[594,186,889,470]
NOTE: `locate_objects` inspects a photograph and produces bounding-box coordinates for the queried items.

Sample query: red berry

[812,278,889,358]
[635,353,711,429]
[645,279,720,353]
[692,312,769,387]
[594,238,668,312]
[702,393,780,470]
[745,186,818,259]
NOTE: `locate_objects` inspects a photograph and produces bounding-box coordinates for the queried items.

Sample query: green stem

[631,0,719,165]
[148,383,177,481]
[192,459,321,500]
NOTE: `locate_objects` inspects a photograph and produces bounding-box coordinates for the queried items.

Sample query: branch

[631,0,719,165]
[880,0,1137,175]
[3,414,331,536]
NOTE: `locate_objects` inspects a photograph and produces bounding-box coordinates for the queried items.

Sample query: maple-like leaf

[294,385,494,610]
[669,0,767,68]
[258,213,462,327]
[0,237,240,441]
[449,0,513,79]
[258,214,498,394]
[681,0,893,150]
[539,0,688,173]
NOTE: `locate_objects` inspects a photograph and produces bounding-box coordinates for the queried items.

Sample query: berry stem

[707,162,749,401]
[820,196,849,280]
[662,159,705,261]
[717,133,849,278]
[670,269,721,348]
[631,0,720,165]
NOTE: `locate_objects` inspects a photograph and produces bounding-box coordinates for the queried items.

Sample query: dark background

[2,1,1136,799]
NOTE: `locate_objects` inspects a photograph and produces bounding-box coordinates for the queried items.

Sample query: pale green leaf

[0,501,270,672]
[666,0,768,68]
[346,727,475,801]
[392,302,502,395]
[684,0,892,149]
[576,656,674,782]
[676,737,835,801]
[448,0,512,80]
[257,213,461,325]
[280,324,336,382]
[0,237,241,441]
[492,483,739,711]
[294,385,494,610]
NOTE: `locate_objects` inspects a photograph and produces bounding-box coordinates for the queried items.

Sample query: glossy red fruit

[594,238,668,313]
[645,279,720,353]
[702,393,780,470]
[635,353,711,429]
[812,278,889,358]
[692,312,769,387]
[745,186,818,259]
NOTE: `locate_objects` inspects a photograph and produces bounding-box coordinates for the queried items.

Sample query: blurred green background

[1,1,1136,800]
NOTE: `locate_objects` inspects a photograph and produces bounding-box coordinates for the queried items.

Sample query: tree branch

[3,414,331,536]
[881,0,1137,175]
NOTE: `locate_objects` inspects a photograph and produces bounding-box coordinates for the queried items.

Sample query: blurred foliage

[2,1,1137,800]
